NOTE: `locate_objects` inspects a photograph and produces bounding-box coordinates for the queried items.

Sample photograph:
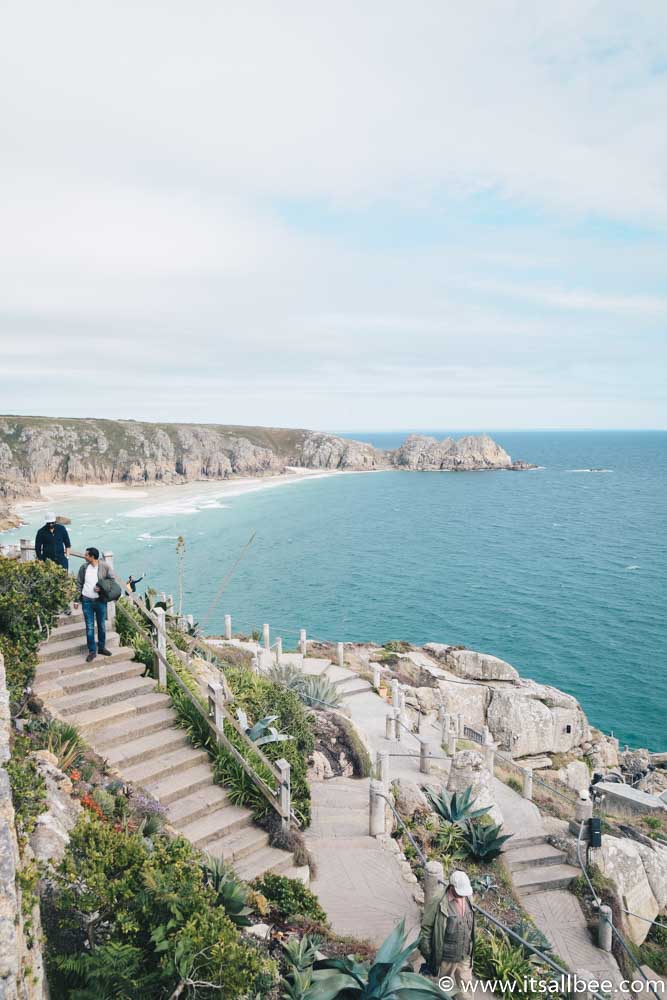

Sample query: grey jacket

[76,560,121,600]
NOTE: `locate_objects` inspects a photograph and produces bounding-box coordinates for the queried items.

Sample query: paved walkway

[305,777,421,946]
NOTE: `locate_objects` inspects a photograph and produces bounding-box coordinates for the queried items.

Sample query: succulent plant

[424,784,492,825]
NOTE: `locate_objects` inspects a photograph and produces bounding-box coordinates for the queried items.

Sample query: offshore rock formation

[0,416,534,519]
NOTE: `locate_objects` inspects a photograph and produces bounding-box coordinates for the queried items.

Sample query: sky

[1,1,666,431]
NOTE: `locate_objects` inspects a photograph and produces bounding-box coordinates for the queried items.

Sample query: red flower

[69,769,81,781]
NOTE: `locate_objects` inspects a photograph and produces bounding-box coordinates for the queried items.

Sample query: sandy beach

[13,468,346,518]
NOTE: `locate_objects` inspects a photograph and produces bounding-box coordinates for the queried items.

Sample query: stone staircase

[34,607,300,883]
[222,641,373,700]
[504,834,579,896]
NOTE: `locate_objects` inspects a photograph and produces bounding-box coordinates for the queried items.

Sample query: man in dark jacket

[419,870,475,986]
[35,512,71,569]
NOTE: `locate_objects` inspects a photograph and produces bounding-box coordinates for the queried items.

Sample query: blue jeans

[82,598,106,653]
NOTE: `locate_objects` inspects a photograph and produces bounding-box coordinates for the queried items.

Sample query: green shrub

[251,873,327,924]
[44,815,275,999]
[474,930,536,997]
[382,640,412,653]
[6,744,46,842]
[0,557,75,705]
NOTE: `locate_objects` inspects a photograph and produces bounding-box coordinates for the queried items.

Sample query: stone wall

[0,653,48,1000]
[0,651,22,999]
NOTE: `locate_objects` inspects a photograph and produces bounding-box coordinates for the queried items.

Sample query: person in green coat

[419,869,475,986]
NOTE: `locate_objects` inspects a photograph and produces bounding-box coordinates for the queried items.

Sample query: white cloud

[0,1,666,428]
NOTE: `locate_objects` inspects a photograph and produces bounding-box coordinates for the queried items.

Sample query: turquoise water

[4,431,666,751]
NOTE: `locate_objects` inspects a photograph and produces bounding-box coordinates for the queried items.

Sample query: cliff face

[0,416,533,513]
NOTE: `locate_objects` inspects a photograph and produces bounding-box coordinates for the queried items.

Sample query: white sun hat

[449,870,473,897]
[45,511,56,523]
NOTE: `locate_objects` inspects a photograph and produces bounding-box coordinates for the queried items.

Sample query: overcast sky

[1,1,666,431]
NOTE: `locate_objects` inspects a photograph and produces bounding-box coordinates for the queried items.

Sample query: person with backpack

[73,547,125,663]
[419,869,475,986]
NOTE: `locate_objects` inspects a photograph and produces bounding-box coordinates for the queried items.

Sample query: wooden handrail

[126,596,290,821]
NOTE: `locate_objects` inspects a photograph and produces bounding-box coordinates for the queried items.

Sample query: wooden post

[208,681,225,737]
[337,642,344,668]
[224,614,232,640]
[276,757,291,831]
[263,623,270,650]
[275,637,282,665]
[299,629,307,655]
[376,750,389,792]
[441,712,451,747]
[424,860,445,909]
[395,709,402,742]
[372,664,381,691]
[385,712,396,741]
[391,679,400,710]
[483,741,496,774]
[420,740,432,775]
[598,905,613,952]
[522,768,533,801]
[19,539,32,562]
[103,550,116,627]
[369,779,385,837]
[154,607,167,687]
[447,730,457,756]
[457,712,465,737]
[186,614,194,631]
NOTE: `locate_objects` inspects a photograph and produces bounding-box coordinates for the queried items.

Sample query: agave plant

[424,785,492,826]
[44,720,87,771]
[236,709,293,746]
[283,934,322,972]
[201,855,253,926]
[282,968,314,1000]
[268,663,307,692]
[298,674,342,709]
[303,919,447,998]
[461,820,512,861]
[512,919,553,962]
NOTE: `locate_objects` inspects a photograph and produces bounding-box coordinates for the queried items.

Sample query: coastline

[10,468,350,521]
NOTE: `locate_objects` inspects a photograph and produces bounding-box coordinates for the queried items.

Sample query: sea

[3,430,665,752]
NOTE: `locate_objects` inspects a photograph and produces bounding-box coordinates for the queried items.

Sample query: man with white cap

[35,513,71,571]
[419,869,475,987]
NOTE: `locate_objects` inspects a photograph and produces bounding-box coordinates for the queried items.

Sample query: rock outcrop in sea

[0,416,535,526]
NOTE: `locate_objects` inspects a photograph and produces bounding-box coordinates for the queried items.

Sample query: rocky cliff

[0,416,533,525]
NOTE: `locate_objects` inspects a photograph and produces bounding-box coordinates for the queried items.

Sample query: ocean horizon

[4,429,665,751]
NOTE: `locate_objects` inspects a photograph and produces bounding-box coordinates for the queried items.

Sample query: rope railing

[575,821,660,1000]
[375,790,610,1000]
[115,595,295,829]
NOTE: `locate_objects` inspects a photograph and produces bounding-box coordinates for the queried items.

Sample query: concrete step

[301,660,331,677]
[166,784,233,827]
[38,632,120,663]
[148,764,215,805]
[338,678,373,698]
[35,660,144,699]
[232,844,295,882]
[507,834,550,850]
[178,803,254,848]
[514,863,580,895]
[36,645,136,679]
[104,727,190,768]
[93,707,177,749]
[505,843,567,871]
[123,745,210,786]
[57,609,84,626]
[323,666,357,685]
[70,692,171,734]
[56,675,157,717]
[50,620,88,641]
[206,825,270,864]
